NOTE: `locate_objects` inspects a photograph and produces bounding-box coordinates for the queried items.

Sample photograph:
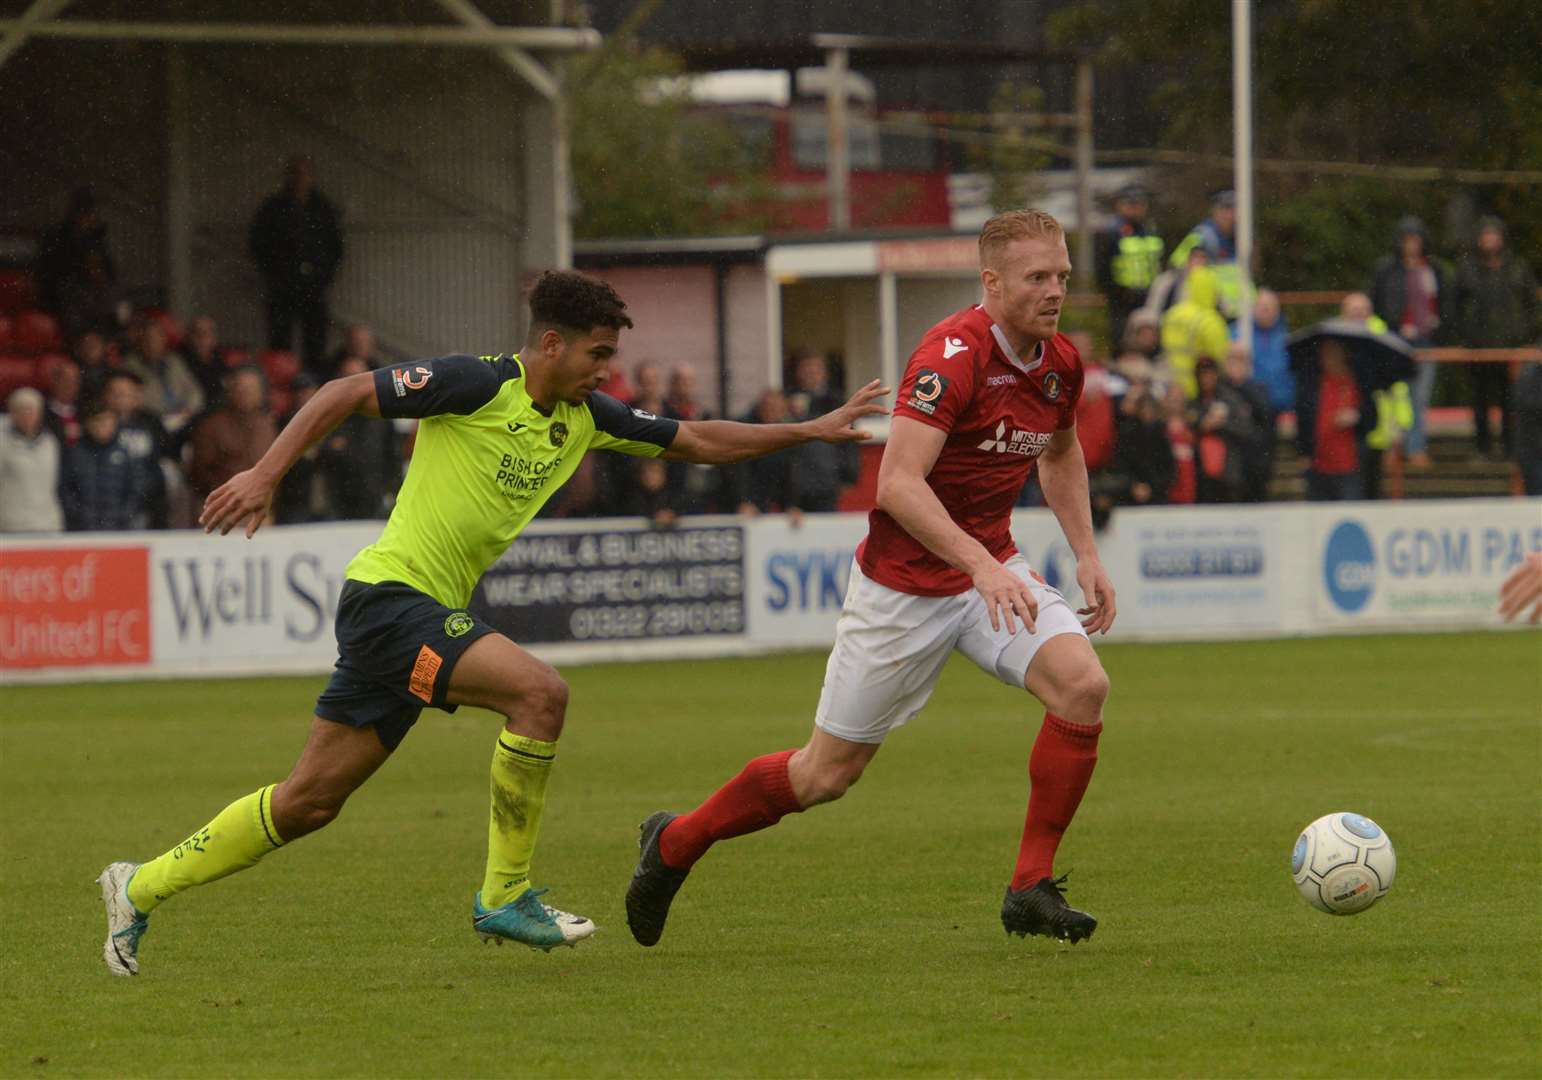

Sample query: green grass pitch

[2,632,1539,1078]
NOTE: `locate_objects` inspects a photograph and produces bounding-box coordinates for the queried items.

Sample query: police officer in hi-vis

[1094,183,1165,349]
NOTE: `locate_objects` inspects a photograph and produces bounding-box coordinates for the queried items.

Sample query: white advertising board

[1310,499,1542,628]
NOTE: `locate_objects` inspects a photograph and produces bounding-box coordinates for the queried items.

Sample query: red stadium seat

[0,269,36,315]
[0,355,40,400]
[257,349,300,388]
[221,346,250,370]
[12,310,62,353]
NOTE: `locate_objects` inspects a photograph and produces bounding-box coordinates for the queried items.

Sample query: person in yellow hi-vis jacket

[1342,292,1412,498]
[1161,265,1231,397]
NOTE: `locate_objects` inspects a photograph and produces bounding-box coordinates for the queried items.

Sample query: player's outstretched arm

[1037,426,1117,634]
[199,372,380,538]
[663,380,888,464]
[877,416,1038,635]
[1498,551,1542,624]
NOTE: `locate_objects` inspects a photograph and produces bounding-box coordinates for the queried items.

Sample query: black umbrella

[1286,318,1416,392]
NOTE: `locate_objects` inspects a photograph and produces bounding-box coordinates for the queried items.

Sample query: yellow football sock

[126,785,285,915]
[479,733,556,908]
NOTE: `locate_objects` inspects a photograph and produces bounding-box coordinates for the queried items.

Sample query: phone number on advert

[568,602,745,639]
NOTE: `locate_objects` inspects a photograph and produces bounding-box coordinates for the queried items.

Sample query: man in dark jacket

[60,397,148,531]
[786,351,858,511]
[102,370,170,528]
[1513,361,1542,497]
[1094,184,1164,349]
[35,187,120,337]
[315,357,399,520]
[249,155,344,374]
[1370,216,1450,468]
[729,389,796,514]
[1453,216,1539,459]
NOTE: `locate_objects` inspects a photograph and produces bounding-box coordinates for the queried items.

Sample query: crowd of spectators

[1088,187,1542,505]
[4,179,1538,536]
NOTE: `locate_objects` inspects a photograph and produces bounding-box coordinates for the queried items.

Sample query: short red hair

[979,209,1064,269]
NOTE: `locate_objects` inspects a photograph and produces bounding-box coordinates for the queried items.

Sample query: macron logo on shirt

[942,337,969,359]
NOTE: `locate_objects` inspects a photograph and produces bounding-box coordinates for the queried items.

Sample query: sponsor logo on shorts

[1042,370,1064,402]
[390,364,433,397]
[550,421,569,448]
[907,368,950,416]
[409,644,443,703]
[444,612,475,638]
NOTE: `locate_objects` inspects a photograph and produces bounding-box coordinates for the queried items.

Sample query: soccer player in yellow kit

[98,270,886,974]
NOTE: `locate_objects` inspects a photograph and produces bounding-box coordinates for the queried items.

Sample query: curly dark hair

[527,269,634,338]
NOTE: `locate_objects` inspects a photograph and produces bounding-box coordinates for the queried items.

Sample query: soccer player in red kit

[627,209,1117,945]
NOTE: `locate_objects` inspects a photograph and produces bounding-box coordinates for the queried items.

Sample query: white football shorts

[814,555,1087,744]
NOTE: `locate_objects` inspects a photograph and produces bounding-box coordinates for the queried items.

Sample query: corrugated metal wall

[1,34,543,359]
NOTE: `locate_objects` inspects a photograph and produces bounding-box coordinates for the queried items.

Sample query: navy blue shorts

[315,579,498,750]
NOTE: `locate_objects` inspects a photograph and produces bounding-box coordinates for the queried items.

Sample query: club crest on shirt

[907,368,951,416]
[549,421,569,447]
[1042,370,1064,402]
[390,365,433,397]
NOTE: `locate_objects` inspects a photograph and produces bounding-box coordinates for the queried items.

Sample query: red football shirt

[857,305,1084,596]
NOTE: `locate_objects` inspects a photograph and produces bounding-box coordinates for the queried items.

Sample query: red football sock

[659,749,801,869]
[1011,713,1101,890]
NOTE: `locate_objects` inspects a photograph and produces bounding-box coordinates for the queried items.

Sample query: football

[1291,812,1397,915]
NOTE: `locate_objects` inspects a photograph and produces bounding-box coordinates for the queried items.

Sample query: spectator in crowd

[1076,352,1122,530]
[1371,217,1448,469]
[1340,292,1410,499]
[35,187,122,337]
[1114,388,1174,506]
[180,315,228,408]
[72,329,114,398]
[43,357,82,448]
[1454,216,1539,461]
[0,387,65,532]
[187,365,277,507]
[663,364,722,512]
[59,396,148,531]
[1241,288,1293,414]
[1163,382,1197,504]
[249,154,344,374]
[316,357,398,520]
[621,457,684,527]
[729,389,796,515]
[787,350,858,511]
[124,318,204,434]
[1223,342,1277,502]
[102,370,170,528]
[1161,265,1230,397]
[1095,183,1164,348]
[1297,339,1374,501]
[1513,360,1542,496]
[326,323,382,377]
[1186,356,1252,503]
[664,365,706,422]
[631,360,664,415]
[275,373,325,523]
[1170,189,1241,320]
[1120,309,1164,366]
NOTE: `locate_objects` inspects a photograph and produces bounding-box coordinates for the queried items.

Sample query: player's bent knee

[803,759,866,806]
[1064,666,1110,723]
[502,667,568,738]
[271,784,347,840]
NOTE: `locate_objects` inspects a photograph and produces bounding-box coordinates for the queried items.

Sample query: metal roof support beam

[0,19,601,50]
[434,0,558,100]
[0,0,74,72]
[825,44,850,232]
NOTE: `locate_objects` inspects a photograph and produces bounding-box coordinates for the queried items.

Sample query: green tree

[1049,0,1542,289]
[567,41,774,239]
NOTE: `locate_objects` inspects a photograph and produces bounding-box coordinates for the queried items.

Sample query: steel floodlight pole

[1073,55,1095,290]
[0,0,74,71]
[825,44,851,232]
[1233,0,1256,347]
